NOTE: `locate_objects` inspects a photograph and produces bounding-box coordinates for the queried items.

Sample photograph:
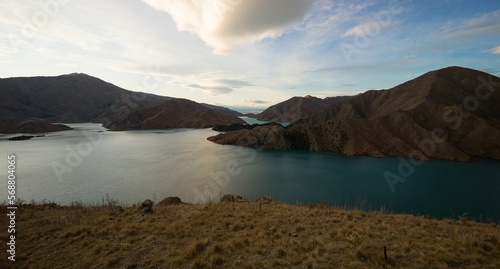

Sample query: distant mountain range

[0,73,243,132]
[209,66,500,161]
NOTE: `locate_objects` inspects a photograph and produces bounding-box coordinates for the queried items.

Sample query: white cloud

[343,23,376,37]
[141,0,315,54]
[186,84,233,96]
[299,1,389,45]
[440,10,500,40]
[342,21,399,37]
[214,79,254,88]
[245,99,268,104]
[489,46,500,54]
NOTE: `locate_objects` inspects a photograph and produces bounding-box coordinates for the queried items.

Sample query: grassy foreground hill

[1,199,499,269]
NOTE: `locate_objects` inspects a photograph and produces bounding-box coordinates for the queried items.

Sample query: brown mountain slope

[0,73,169,125]
[209,66,500,161]
[109,98,245,131]
[256,95,330,122]
[0,74,245,131]
[201,103,243,117]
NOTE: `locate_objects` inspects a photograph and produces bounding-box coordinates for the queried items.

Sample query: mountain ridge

[208,66,500,161]
[0,73,169,124]
[255,95,352,123]
[0,73,244,132]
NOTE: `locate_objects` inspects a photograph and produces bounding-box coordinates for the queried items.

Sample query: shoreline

[4,189,500,225]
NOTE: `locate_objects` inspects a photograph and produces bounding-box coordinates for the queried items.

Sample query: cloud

[300,62,395,75]
[176,77,254,97]
[343,23,372,37]
[244,99,268,104]
[142,0,315,54]
[489,46,500,54]
[342,21,399,37]
[111,64,207,77]
[186,84,233,96]
[214,79,254,88]
[439,10,500,40]
[299,0,375,44]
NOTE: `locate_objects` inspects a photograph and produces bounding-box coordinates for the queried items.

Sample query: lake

[1,123,499,222]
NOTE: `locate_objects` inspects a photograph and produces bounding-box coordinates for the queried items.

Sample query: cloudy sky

[1,0,499,112]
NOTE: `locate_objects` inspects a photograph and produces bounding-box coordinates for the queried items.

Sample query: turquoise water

[0,124,499,222]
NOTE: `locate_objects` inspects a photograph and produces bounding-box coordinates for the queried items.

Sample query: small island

[7,135,36,141]
[212,122,284,132]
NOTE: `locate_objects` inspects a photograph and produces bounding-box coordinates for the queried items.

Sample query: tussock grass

[0,201,499,268]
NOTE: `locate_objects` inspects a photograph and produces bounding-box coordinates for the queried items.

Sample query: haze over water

[1,123,499,222]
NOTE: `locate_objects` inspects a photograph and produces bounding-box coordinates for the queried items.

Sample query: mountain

[0,120,72,133]
[0,73,245,131]
[256,95,328,122]
[208,66,500,161]
[0,73,169,125]
[323,95,353,105]
[109,98,245,131]
[256,95,353,123]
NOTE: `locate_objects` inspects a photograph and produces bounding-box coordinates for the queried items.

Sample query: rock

[125,263,138,269]
[157,196,184,206]
[484,234,498,243]
[138,199,154,213]
[220,194,245,203]
[109,206,124,215]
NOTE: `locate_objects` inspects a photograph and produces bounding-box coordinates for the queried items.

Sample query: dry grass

[0,200,499,269]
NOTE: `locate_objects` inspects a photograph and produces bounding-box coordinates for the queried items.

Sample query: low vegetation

[1,198,499,269]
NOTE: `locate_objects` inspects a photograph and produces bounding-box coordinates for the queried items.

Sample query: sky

[1,0,499,112]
